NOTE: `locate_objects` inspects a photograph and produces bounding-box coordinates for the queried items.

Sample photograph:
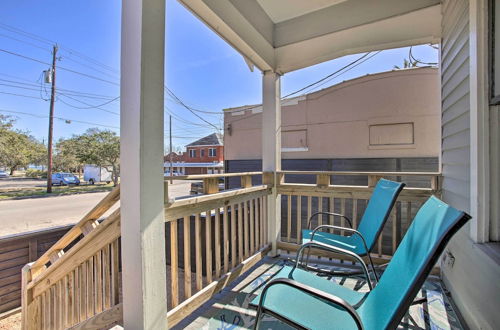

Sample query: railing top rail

[166,171,263,180]
[278,170,441,176]
[29,184,120,277]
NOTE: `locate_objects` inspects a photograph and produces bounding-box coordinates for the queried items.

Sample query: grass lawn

[0,183,114,200]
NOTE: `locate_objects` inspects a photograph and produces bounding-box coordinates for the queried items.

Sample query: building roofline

[223,66,437,113]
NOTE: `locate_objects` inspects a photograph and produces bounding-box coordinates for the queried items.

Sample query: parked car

[0,171,9,178]
[51,173,80,186]
[83,165,112,184]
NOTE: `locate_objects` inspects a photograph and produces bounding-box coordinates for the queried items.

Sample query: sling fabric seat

[252,196,471,330]
[302,179,405,257]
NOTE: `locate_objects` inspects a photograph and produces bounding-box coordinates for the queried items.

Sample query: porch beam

[120,0,167,328]
[262,71,281,255]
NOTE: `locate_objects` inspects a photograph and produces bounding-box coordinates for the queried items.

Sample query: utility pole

[46,45,58,193]
[169,115,173,184]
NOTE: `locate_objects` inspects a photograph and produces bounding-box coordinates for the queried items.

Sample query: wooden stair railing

[22,185,122,330]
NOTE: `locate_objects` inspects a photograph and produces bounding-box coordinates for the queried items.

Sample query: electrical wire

[0,48,120,86]
[229,51,380,125]
[0,108,119,129]
[57,93,120,115]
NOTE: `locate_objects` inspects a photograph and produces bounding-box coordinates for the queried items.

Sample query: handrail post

[203,177,219,194]
[316,173,330,187]
[21,263,34,330]
[241,175,253,188]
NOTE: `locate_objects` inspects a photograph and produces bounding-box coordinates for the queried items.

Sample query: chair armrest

[294,241,373,290]
[256,277,364,330]
[311,225,370,256]
[307,212,353,229]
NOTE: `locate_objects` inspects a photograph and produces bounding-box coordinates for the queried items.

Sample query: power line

[0,90,43,100]
[0,77,118,99]
[0,48,120,86]
[0,22,119,75]
[57,93,120,115]
[229,52,379,125]
[0,108,119,129]
[165,87,221,131]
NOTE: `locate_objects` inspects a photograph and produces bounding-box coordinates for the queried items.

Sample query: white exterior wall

[440,1,500,329]
[441,0,471,211]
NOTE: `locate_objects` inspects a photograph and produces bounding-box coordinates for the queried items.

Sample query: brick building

[164,133,224,175]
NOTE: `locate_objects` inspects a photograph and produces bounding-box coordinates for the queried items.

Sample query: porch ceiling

[178,0,442,73]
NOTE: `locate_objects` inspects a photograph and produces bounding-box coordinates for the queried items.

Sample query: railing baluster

[340,198,346,235]
[215,209,221,278]
[87,254,95,316]
[231,204,237,269]
[205,210,213,284]
[80,262,87,318]
[238,202,243,263]
[95,251,102,314]
[243,201,249,259]
[254,198,260,249]
[171,219,179,307]
[296,195,302,243]
[183,216,192,299]
[250,199,255,254]
[307,196,312,228]
[111,239,119,306]
[102,245,110,310]
[287,195,292,243]
[195,213,203,291]
[223,206,229,273]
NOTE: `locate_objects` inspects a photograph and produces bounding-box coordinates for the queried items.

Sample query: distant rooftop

[186,133,223,147]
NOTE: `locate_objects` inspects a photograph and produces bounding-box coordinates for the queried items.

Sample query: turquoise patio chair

[301,178,405,283]
[252,196,471,330]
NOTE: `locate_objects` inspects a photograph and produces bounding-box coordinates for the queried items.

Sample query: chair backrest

[360,196,471,329]
[356,179,405,251]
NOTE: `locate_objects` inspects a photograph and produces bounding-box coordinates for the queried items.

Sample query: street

[0,180,192,238]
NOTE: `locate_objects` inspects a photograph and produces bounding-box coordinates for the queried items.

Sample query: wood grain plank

[171,220,179,307]
[205,211,212,284]
[183,216,192,299]
[230,205,236,269]
[214,209,221,278]
[195,213,202,291]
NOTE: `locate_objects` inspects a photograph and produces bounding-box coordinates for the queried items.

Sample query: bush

[25,169,47,178]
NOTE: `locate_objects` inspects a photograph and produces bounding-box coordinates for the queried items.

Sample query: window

[201,149,205,157]
[189,149,196,158]
[209,148,217,157]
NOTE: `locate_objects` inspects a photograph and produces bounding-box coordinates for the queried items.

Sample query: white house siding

[441,1,500,329]
[441,0,471,211]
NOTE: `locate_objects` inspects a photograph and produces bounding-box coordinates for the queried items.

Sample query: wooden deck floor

[174,256,464,330]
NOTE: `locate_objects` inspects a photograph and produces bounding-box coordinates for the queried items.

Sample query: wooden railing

[164,172,271,327]
[21,186,121,330]
[20,170,441,329]
[276,171,441,262]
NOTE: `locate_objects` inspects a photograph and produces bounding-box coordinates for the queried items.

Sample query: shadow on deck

[175,256,465,330]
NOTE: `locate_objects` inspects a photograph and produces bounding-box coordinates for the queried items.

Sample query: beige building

[224,67,440,162]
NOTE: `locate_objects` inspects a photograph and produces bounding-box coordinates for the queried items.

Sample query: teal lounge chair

[252,196,471,330]
[301,179,405,282]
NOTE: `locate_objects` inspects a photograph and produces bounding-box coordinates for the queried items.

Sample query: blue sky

[0,0,438,149]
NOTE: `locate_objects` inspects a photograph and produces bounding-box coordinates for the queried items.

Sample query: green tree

[75,128,120,186]
[54,137,82,172]
[0,130,46,175]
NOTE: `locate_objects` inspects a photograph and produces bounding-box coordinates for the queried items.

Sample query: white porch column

[262,71,281,255]
[120,0,167,329]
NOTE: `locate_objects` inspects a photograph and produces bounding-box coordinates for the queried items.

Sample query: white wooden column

[262,71,281,255]
[120,0,167,329]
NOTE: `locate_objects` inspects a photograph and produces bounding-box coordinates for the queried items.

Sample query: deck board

[174,256,464,330]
